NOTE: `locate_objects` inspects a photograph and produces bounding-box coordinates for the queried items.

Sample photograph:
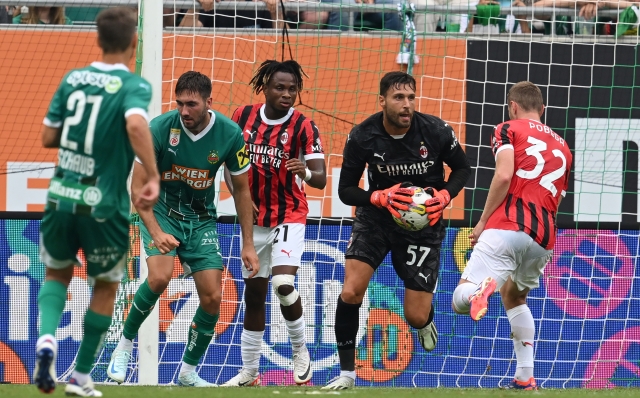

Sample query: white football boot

[220,369,261,387]
[106,348,131,384]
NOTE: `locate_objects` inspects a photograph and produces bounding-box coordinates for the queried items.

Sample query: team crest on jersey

[208,150,219,164]
[280,130,289,145]
[419,144,428,159]
[169,128,180,146]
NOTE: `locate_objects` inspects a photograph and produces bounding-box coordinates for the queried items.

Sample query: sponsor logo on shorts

[201,232,219,248]
[281,249,292,258]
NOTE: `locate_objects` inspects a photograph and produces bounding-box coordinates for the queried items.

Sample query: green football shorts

[39,210,129,284]
[139,211,223,276]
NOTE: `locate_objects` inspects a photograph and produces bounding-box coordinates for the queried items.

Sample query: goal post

[136,0,163,385]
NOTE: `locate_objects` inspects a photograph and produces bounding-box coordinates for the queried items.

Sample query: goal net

[0,0,639,389]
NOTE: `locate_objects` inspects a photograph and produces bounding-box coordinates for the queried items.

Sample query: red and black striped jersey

[232,104,324,227]
[485,119,573,250]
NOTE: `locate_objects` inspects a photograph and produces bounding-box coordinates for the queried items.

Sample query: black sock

[334,296,361,371]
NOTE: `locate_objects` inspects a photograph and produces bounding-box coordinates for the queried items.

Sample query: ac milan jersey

[232,104,325,227]
[485,119,573,250]
[339,112,470,245]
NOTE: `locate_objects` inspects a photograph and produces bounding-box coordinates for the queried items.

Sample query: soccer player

[34,7,160,396]
[452,81,572,390]
[221,60,326,387]
[323,71,471,390]
[106,71,260,387]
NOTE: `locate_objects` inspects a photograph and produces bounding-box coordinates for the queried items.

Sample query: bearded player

[107,71,259,387]
[222,60,326,387]
[323,71,471,390]
[452,81,572,390]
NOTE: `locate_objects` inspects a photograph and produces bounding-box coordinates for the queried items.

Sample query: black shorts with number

[345,214,441,293]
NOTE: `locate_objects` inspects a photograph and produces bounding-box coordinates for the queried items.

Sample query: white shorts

[461,229,553,291]
[241,223,305,279]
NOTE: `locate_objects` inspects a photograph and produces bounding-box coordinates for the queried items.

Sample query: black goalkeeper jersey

[338,111,470,243]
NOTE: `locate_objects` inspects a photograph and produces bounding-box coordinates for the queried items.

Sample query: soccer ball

[392,187,432,231]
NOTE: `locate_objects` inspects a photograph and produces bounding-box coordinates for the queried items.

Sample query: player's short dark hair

[380,71,416,96]
[249,60,307,95]
[96,7,137,54]
[175,71,212,100]
[508,81,544,112]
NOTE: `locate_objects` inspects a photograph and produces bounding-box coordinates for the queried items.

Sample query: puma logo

[168,148,178,156]
[281,249,292,258]
[373,152,385,161]
[418,272,430,284]
[522,341,534,347]
[245,129,257,139]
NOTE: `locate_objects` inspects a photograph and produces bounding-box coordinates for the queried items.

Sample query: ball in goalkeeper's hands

[392,186,432,231]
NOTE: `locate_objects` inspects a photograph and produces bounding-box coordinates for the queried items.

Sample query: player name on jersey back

[487,118,572,250]
[527,121,566,146]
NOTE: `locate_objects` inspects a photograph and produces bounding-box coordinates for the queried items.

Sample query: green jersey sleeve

[43,77,68,128]
[225,125,250,175]
[123,78,152,121]
[149,117,165,163]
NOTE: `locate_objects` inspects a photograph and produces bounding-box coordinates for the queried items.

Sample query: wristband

[304,168,312,182]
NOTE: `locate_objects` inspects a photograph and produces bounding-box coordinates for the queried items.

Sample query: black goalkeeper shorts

[345,215,441,293]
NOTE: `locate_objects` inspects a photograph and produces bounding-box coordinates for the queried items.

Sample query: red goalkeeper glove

[370,183,414,218]
[425,188,451,226]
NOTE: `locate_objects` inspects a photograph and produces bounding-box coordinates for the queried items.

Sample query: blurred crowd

[0,1,638,35]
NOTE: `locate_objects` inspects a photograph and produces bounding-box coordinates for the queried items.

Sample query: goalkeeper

[107,71,259,387]
[323,71,470,390]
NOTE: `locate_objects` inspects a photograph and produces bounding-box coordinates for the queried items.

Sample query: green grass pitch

[1,384,640,398]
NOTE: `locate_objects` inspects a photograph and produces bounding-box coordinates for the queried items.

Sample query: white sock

[179,362,196,376]
[241,329,264,375]
[452,283,477,314]
[71,370,90,385]
[116,336,133,352]
[340,370,356,380]
[285,316,306,351]
[36,334,58,353]
[507,304,535,381]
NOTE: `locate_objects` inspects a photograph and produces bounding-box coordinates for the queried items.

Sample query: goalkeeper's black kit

[338,111,470,292]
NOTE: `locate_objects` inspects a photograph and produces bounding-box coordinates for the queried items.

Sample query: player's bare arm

[41,125,61,148]
[228,170,260,278]
[469,148,515,246]
[127,114,160,211]
[224,167,259,221]
[131,161,179,254]
[285,158,327,189]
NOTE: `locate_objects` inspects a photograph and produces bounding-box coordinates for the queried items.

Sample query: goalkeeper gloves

[370,183,414,218]
[425,188,451,226]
